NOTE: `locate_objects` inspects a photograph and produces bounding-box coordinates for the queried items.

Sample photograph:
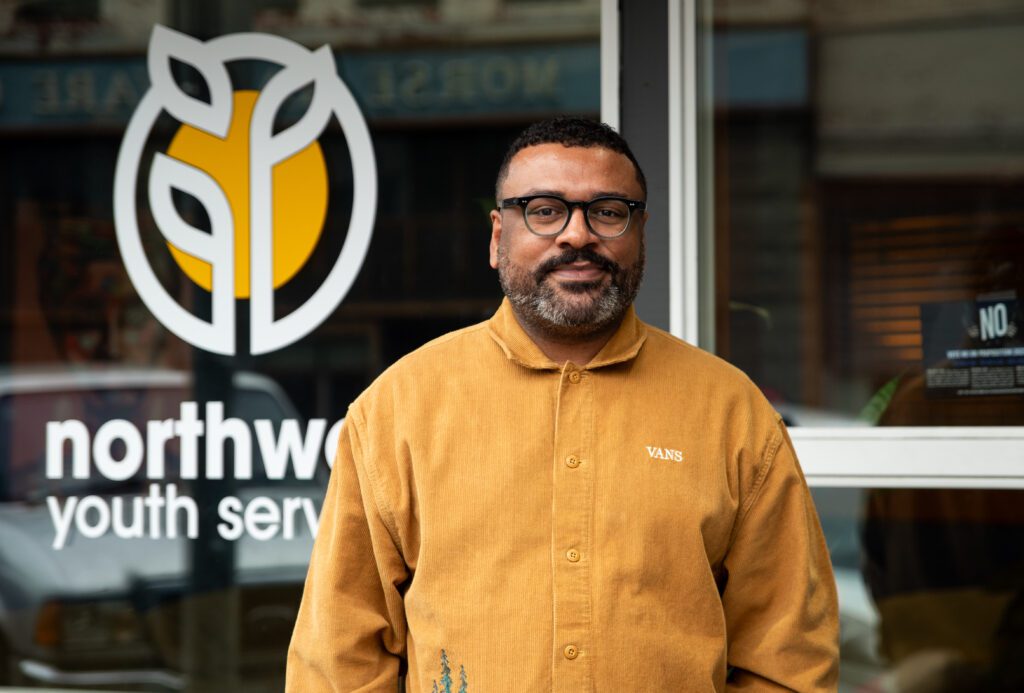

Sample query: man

[287,117,839,691]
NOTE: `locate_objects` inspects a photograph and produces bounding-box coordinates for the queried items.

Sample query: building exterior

[1,0,1022,690]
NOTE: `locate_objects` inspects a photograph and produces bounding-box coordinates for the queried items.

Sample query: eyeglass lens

[524,197,631,237]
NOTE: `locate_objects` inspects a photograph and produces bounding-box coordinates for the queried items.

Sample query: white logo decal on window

[113,25,377,355]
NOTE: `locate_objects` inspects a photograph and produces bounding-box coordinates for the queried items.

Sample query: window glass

[813,487,1024,691]
[0,1,600,688]
[704,8,1024,684]
[705,2,1024,426]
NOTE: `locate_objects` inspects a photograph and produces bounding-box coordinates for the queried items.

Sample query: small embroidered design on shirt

[432,649,468,693]
[645,445,685,462]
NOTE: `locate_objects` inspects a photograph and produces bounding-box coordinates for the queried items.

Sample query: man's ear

[489,208,502,269]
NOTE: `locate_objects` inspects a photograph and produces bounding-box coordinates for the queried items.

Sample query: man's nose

[558,207,594,247]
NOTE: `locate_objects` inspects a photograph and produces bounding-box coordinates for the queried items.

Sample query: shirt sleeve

[286,412,409,692]
[722,418,840,692]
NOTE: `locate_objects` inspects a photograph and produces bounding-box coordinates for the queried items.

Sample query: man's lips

[532,249,620,284]
[548,262,607,282]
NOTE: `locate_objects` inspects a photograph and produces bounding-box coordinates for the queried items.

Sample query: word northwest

[44,401,343,550]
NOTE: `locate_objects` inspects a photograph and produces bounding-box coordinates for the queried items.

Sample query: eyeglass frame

[498,194,647,239]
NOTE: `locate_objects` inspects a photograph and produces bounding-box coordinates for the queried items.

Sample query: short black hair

[495,117,648,201]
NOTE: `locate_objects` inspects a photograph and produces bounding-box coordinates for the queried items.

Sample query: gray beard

[497,241,645,341]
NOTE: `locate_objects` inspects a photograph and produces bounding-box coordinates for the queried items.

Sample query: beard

[497,239,645,340]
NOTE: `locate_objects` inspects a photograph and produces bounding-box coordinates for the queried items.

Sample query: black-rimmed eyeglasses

[499,195,646,239]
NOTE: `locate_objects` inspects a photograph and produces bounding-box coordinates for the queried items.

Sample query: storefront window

[0,0,600,688]
[706,2,1024,427]
[702,3,1024,690]
[813,486,1024,691]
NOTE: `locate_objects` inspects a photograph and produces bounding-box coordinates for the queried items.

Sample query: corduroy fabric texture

[286,299,839,692]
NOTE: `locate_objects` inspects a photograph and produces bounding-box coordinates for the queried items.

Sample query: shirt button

[566,548,581,563]
[565,455,580,468]
[568,371,581,384]
[564,644,580,660]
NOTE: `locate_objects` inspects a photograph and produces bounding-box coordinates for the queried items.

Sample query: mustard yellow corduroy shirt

[287,299,839,692]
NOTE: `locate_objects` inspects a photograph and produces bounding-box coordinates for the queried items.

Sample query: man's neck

[509,308,623,367]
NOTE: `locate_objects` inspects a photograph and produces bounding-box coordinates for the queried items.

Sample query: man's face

[489,143,647,339]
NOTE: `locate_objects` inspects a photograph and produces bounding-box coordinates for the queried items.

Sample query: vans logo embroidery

[645,446,684,462]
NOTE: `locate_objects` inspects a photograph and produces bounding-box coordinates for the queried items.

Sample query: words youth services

[44,401,343,550]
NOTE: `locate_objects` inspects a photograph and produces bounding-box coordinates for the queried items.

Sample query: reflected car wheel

[0,635,26,686]
[0,636,12,684]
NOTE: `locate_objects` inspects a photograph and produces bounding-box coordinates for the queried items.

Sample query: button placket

[552,364,595,690]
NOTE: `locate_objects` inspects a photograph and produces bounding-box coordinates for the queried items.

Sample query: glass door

[685,2,1024,690]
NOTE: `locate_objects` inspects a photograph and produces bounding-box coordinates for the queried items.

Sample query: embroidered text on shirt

[645,446,684,462]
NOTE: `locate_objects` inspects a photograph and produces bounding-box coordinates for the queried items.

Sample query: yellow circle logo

[115,26,377,355]
[165,90,328,298]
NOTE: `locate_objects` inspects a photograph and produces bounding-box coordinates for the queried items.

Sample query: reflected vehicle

[0,367,327,691]
[779,403,885,692]
[811,487,886,692]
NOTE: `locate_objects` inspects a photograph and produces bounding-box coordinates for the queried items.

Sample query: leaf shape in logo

[149,152,235,354]
[249,44,339,167]
[147,24,233,139]
[149,153,232,267]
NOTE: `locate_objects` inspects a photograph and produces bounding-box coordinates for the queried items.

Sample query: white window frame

[603,0,1024,490]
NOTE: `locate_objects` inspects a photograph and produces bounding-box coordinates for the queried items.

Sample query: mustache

[533,248,620,283]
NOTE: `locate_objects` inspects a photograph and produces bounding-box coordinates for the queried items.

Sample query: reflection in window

[813,487,1024,692]
[707,5,1024,426]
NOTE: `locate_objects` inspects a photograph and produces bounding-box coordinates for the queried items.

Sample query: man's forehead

[508,142,629,166]
[503,143,641,195]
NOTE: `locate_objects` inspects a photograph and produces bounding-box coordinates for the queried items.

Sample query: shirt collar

[487,297,647,370]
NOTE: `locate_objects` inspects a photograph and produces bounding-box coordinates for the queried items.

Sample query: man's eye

[529,206,563,217]
[591,206,627,220]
